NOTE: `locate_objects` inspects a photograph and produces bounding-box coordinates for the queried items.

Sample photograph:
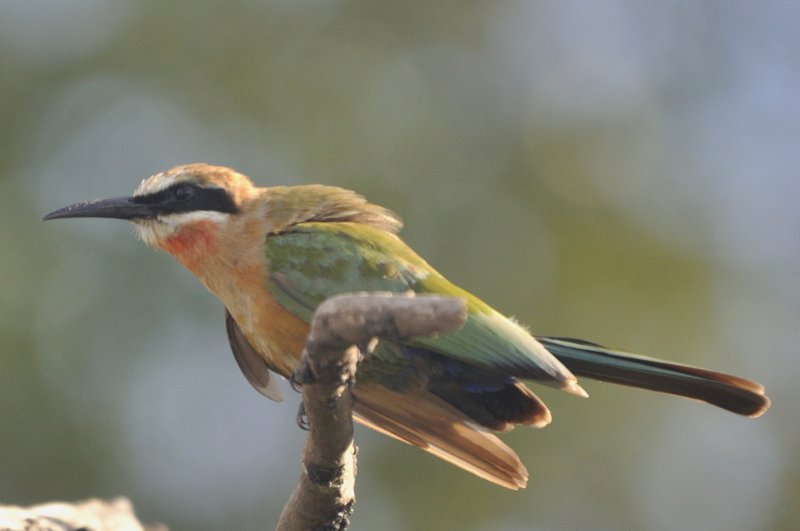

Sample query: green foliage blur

[1,2,797,530]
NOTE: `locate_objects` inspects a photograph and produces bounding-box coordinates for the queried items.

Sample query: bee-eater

[44,163,770,489]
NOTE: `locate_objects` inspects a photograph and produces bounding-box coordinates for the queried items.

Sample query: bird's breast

[164,214,309,376]
[213,264,309,377]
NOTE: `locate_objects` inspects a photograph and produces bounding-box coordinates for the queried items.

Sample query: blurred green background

[1,1,797,530]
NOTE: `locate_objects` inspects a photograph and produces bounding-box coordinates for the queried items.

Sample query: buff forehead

[133,163,253,198]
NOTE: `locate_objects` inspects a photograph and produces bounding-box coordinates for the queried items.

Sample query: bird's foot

[290,359,315,392]
[296,401,309,430]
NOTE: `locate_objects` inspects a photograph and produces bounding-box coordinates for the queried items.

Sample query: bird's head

[44,163,257,256]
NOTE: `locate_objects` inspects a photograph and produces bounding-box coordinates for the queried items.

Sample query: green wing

[265,222,576,389]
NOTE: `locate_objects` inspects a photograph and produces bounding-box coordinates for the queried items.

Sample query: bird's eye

[172,184,194,201]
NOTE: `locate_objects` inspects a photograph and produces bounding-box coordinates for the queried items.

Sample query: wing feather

[225,309,284,402]
[353,383,528,489]
[265,222,577,390]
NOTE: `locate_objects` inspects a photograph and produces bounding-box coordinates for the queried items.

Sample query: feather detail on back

[352,382,529,489]
[264,185,403,234]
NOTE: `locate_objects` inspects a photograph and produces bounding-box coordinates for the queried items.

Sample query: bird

[43,163,770,489]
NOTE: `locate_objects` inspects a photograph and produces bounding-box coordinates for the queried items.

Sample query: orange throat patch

[160,220,219,272]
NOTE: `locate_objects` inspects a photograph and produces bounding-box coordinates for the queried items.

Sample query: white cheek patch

[135,220,172,247]
[134,210,229,247]
[163,210,230,225]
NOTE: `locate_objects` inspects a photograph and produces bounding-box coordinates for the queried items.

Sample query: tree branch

[275,293,467,531]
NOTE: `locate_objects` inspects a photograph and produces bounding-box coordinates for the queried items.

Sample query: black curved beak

[43,196,156,221]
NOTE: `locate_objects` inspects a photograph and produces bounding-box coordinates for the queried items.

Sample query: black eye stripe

[132,186,177,205]
[133,183,239,214]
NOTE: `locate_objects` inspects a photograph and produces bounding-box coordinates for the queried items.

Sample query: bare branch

[276,293,467,531]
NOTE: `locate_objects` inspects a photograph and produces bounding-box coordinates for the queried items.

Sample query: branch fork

[276,293,466,531]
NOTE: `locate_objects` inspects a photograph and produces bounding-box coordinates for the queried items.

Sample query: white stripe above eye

[134,173,180,197]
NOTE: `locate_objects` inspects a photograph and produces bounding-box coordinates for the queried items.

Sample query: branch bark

[275,293,467,531]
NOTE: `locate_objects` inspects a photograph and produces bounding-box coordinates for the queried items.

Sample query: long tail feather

[352,383,528,489]
[538,337,770,417]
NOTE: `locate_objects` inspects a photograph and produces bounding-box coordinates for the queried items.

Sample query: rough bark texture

[275,293,467,531]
